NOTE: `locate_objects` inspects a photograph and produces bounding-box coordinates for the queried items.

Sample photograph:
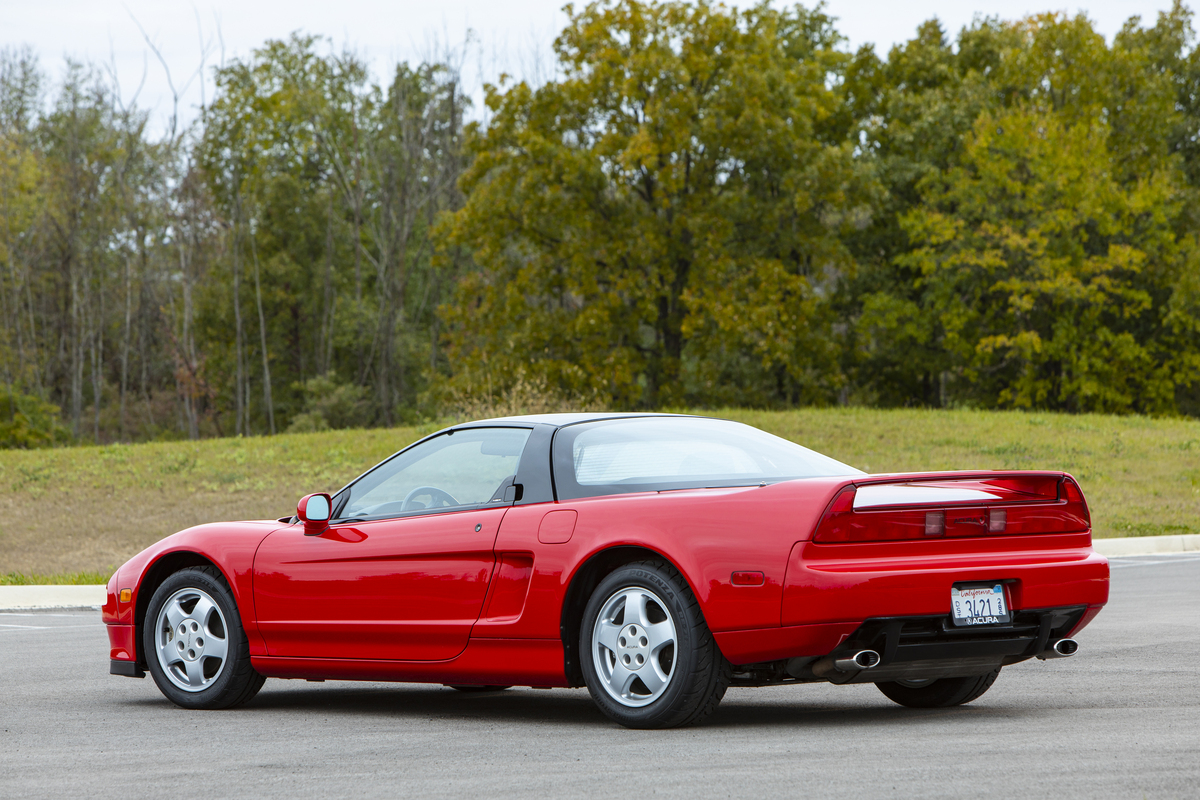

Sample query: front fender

[110,520,284,662]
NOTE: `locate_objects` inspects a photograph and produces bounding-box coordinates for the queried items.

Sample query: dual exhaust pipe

[813,638,1079,677]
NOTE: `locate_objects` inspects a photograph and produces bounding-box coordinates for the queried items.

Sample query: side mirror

[297,493,331,536]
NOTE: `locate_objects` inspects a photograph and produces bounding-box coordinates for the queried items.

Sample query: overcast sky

[3,0,1180,136]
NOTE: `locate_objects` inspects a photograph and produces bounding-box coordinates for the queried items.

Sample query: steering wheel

[401,485,459,511]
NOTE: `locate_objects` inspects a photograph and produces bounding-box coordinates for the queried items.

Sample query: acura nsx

[103,414,1108,728]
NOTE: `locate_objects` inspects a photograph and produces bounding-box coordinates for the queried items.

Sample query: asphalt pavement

[2,554,1198,798]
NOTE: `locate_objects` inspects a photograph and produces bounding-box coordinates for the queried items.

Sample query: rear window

[552,417,861,500]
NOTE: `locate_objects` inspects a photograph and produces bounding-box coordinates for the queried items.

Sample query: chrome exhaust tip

[1038,638,1079,660]
[833,650,881,671]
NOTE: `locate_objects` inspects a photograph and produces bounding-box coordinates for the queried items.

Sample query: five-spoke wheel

[143,566,265,709]
[581,560,729,729]
[154,587,229,692]
[591,587,678,707]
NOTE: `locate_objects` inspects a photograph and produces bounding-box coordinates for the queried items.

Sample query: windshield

[553,417,862,500]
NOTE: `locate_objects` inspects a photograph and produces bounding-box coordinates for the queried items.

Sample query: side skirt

[251,638,569,687]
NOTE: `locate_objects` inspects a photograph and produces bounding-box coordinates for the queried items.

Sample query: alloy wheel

[154,587,229,692]
[591,586,678,708]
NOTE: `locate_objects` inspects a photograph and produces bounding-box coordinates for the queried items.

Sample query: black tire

[448,685,512,692]
[580,559,730,729]
[143,566,266,710]
[875,668,1001,709]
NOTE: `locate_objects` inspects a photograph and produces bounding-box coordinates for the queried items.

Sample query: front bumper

[110,659,145,678]
[106,623,137,661]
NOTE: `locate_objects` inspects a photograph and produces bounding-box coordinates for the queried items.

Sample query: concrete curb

[0,585,105,611]
[1092,533,1200,556]
[2,534,1198,610]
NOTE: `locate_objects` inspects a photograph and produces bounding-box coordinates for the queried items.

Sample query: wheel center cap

[177,618,203,660]
[616,623,649,670]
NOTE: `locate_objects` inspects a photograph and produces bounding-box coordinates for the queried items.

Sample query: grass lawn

[1,407,1197,580]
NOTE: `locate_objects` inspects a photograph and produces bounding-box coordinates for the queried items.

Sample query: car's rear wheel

[580,560,729,729]
[875,669,1001,708]
[143,566,265,709]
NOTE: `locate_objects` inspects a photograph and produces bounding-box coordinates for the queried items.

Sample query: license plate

[951,584,1011,626]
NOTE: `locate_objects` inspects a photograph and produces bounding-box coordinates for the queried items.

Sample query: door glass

[338,427,531,520]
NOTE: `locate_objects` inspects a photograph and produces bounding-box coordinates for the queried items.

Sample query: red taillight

[1061,476,1091,526]
[812,476,1091,543]
[812,488,931,543]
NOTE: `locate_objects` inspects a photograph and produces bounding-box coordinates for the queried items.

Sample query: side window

[338,427,532,520]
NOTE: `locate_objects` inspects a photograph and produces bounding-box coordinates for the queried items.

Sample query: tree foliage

[196,36,468,433]
[443,1,1200,414]
[3,2,1200,447]
[845,4,1200,413]
[444,1,870,407]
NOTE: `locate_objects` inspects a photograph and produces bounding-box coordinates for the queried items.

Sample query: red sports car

[103,414,1108,728]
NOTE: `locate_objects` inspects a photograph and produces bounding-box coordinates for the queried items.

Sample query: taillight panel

[812,476,1090,544]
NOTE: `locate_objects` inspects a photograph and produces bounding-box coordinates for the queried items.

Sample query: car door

[253,426,532,661]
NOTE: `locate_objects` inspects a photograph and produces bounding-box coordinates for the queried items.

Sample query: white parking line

[0,623,98,631]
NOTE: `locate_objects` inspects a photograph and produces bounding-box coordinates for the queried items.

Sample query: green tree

[896,108,1187,412]
[0,389,69,448]
[442,0,871,408]
[196,35,468,431]
[847,5,1200,412]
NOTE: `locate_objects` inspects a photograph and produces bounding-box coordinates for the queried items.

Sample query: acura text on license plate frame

[951,583,1012,626]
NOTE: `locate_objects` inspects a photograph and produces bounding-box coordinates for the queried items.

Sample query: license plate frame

[950,582,1012,626]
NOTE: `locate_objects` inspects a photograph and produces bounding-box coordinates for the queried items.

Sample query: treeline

[0,38,467,444]
[2,1,1200,446]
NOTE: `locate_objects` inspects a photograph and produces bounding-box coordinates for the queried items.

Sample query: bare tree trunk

[353,196,364,370]
[90,274,104,443]
[320,192,334,375]
[70,272,83,436]
[249,228,275,434]
[23,269,40,393]
[326,293,337,373]
[179,238,198,440]
[6,257,26,385]
[232,199,246,435]
[137,238,154,433]
[0,254,14,388]
[119,250,133,441]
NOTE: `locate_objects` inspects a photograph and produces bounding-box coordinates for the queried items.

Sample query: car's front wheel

[143,566,265,709]
[875,669,1001,708]
[580,560,730,729]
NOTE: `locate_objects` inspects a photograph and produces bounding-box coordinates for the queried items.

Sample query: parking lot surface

[2,554,1198,798]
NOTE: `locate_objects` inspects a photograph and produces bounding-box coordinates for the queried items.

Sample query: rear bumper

[801,605,1094,684]
[713,536,1108,666]
[782,536,1109,626]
